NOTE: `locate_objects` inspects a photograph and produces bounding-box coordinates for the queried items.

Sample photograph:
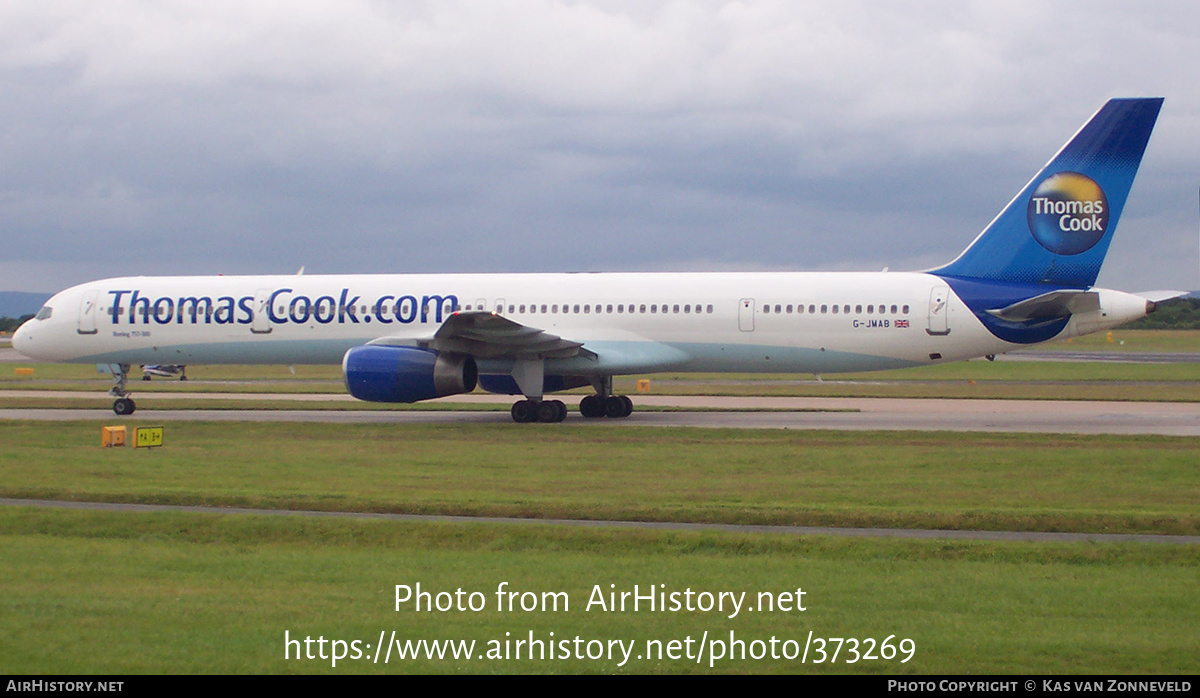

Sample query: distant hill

[0,292,51,319]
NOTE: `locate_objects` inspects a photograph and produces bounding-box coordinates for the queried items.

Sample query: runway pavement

[0,346,27,362]
[3,394,1200,435]
[1000,350,1200,364]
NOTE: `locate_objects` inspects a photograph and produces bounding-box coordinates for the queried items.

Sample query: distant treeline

[1127,296,1200,330]
[2,298,1198,335]
[0,315,34,334]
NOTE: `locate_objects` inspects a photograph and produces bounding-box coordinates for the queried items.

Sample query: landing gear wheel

[579,395,604,418]
[113,397,136,416]
[538,400,567,423]
[605,395,623,418]
[511,399,538,423]
[605,395,633,418]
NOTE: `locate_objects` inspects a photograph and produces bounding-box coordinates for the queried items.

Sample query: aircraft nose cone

[12,320,36,358]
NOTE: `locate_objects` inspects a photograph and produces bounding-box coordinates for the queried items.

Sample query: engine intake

[343,345,477,403]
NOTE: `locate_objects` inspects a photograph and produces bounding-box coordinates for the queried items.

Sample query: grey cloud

[1,1,1198,292]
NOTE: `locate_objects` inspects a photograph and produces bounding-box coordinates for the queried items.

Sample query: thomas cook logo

[1026,172,1109,255]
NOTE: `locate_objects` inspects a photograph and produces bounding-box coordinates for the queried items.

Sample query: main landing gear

[108,363,136,415]
[578,376,633,419]
[578,394,633,419]
[507,358,570,423]
[509,394,633,422]
[506,373,634,423]
[511,399,568,423]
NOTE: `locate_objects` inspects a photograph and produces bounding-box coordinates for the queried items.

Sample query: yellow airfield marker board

[133,426,164,449]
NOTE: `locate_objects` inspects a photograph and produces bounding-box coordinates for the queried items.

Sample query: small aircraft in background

[140,364,188,381]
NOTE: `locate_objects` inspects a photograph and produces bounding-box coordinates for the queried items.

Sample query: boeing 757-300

[13,98,1177,422]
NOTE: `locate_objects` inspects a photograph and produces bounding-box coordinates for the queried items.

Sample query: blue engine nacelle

[342,345,477,403]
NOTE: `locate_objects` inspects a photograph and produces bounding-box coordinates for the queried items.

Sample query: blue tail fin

[932,98,1162,287]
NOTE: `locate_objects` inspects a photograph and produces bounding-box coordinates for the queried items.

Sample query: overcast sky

[2,1,1198,293]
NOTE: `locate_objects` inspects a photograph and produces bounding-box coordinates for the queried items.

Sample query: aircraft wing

[366,311,596,360]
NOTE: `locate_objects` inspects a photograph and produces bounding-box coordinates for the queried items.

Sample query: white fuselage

[12,271,1149,377]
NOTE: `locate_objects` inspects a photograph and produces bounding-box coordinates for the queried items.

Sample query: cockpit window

[35,306,53,321]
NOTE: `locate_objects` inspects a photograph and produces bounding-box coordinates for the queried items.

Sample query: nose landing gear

[107,363,136,415]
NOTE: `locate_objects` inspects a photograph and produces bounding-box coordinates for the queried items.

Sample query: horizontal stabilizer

[985,290,1099,322]
[1134,290,1190,303]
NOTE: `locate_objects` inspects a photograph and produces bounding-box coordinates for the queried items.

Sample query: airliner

[13,98,1176,422]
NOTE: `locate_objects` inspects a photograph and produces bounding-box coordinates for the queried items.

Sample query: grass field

[1,421,1197,674]
[3,331,1198,674]
[2,506,1196,674]
[2,423,1197,535]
